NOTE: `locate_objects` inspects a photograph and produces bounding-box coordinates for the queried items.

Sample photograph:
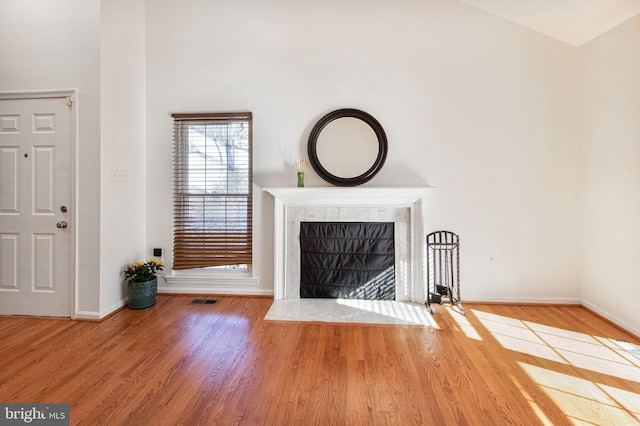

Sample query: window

[171,112,252,270]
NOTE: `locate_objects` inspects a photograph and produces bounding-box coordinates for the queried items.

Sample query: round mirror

[308,109,387,186]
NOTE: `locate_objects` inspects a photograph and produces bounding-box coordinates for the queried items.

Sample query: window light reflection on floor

[473,309,640,383]
[443,306,482,341]
[508,373,555,426]
[471,308,640,424]
[520,362,640,424]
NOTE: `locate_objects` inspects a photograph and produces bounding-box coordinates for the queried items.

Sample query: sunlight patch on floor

[520,363,640,425]
[471,308,640,424]
[443,306,482,340]
[473,309,640,383]
[509,373,555,426]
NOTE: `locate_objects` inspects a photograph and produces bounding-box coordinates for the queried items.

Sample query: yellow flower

[155,259,163,265]
[150,257,155,262]
[135,261,144,267]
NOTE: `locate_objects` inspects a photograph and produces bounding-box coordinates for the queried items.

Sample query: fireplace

[263,187,431,303]
[300,221,396,299]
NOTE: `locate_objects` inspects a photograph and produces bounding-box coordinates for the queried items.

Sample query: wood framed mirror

[307,108,388,187]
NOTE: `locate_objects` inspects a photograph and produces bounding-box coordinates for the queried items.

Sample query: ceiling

[459,0,640,46]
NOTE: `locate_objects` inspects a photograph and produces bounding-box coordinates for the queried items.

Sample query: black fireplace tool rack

[426,230,464,316]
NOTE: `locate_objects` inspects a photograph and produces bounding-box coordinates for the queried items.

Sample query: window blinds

[172,112,253,270]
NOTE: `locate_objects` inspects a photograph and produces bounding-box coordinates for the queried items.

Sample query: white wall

[4,1,639,334]
[100,0,147,315]
[145,0,582,302]
[0,0,148,318]
[0,0,102,316]
[580,16,640,336]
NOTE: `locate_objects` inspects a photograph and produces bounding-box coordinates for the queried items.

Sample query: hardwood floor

[1,296,640,425]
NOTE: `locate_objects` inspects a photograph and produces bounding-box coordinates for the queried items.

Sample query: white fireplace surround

[263,187,431,303]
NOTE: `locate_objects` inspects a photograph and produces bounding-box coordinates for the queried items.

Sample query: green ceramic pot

[128,277,157,309]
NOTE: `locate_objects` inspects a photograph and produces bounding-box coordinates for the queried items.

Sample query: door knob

[56,221,68,229]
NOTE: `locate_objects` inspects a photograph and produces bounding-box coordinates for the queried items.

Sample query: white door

[0,96,73,317]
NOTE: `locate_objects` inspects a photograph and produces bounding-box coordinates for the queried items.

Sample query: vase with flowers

[296,159,308,187]
[123,257,164,309]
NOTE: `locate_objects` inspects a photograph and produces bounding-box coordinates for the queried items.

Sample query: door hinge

[66,96,73,107]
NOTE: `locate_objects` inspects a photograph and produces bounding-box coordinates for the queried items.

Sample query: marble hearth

[263,187,431,303]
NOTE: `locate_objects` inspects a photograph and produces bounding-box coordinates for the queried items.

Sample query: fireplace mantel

[263,186,433,302]
[263,187,431,206]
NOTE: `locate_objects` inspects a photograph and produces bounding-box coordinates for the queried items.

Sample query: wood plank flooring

[1,296,640,425]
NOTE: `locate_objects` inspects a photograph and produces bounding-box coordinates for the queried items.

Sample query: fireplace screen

[299,222,395,299]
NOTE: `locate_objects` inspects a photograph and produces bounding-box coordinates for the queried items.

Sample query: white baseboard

[581,298,640,338]
[464,295,582,305]
[76,298,128,320]
[75,310,101,320]
[101,298,128,319]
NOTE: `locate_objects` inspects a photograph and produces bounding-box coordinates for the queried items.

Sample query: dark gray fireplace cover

[299,222,395,299]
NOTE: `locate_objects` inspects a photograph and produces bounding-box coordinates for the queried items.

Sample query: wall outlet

[153,248,163,258]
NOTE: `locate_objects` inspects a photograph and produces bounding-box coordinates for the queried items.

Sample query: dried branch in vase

[296,159,308,173]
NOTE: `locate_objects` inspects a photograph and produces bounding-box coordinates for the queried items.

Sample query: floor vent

[189,299,220,306]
